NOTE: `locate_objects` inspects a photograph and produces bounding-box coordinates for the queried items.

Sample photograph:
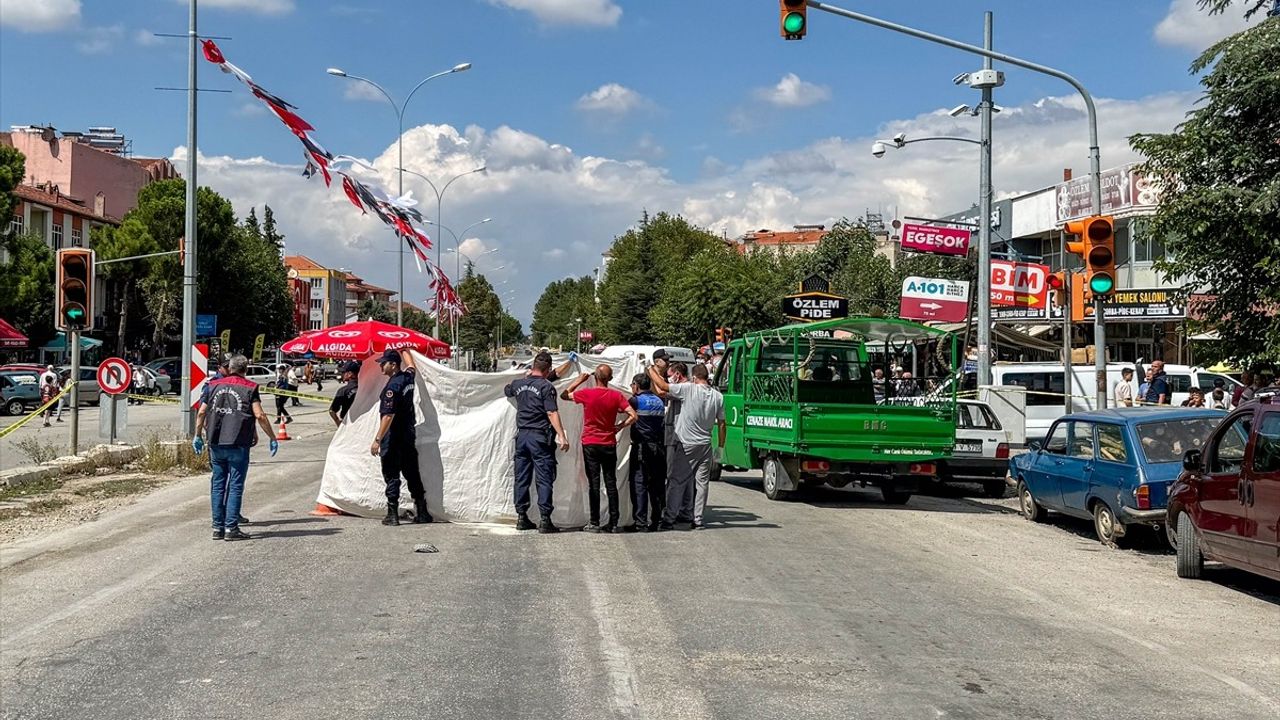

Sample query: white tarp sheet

[317,351,649,527]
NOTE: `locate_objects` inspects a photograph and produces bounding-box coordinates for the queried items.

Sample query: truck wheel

[1018,479,1048,523]
[981,480,1007,499]
[1175,512,1204,579]
[881,486,912,505]
[1092,501,1127,547]
[762,455,792,501]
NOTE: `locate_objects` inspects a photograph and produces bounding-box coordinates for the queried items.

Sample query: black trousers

[582,444,620,526]
[629,440,666,527]
[380,441,425,506]
[274,395,292,422]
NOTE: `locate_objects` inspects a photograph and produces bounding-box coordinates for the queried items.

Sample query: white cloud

[177,0,294,14]
[342,82,389,102]
[233,102,267,117]
[1154,0,1263,50]
[75,24,123,55]
[0,0,80,32]
[135,29,163,46]
[184,92,1191,325]
[575,83,649,116]
[487,0,621,27]
[754,73,832,108]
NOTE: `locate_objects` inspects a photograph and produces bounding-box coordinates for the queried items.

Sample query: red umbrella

[280,320,451,359]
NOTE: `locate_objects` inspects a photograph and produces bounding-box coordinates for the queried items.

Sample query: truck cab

[713,317,958,504]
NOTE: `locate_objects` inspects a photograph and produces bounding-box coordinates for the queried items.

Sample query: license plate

[954,441,983,454]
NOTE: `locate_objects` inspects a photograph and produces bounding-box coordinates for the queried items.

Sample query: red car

[1168,389,1280,582]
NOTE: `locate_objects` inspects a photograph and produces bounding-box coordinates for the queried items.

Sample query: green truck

[712,317,958,504]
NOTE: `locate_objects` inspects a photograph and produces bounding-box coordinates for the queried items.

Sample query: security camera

[892,132,907,147]
[991,104,1004,114]
[952,72,970,86]
[871,142,887,159]
[948,105,972,118]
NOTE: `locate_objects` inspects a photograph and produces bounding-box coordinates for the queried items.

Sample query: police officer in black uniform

[368,349,431,526]
[329,360,361,426]
[504,356,570,533]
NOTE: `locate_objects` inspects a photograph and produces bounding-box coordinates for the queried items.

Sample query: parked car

[146,357,182,394]
[56,366,102,406]
[1009,407,1225,545]
[129,365,171,396]
[0,370,42,416]
[245,364,277,385]
[937,399,1009,498]
[1167,389,1280,582]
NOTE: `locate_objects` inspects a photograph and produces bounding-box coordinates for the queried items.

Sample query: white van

[597,345,697,366]
[989,362,1241,440]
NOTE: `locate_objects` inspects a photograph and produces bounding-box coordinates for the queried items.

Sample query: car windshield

[1135,417,1219,463]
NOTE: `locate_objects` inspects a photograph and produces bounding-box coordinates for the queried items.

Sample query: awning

[0,317,28,348]
[1189,330,1220,341]
[932,320,1060,353]
[39,332,104,352]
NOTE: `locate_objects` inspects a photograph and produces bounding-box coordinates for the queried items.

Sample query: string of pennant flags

[200,40,466,323]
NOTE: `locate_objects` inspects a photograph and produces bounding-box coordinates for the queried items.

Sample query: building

[2,125,178,220]
[344,273,395,320]
[284,255,348,330]
[288,276,311,335]
[734,225,828,255]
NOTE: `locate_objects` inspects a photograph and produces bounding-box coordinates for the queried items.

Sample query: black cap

[341,360,361,375]
[652,349,670,361]
[376,349,402,366]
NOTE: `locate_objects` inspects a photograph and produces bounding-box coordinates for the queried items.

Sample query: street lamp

[426,217,494,280]
[326,61,472,326]
[397,165,487,337]
[574,317,583,353]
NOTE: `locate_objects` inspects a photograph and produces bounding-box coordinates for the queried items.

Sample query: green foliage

[0,145,25,238]
[356,298,395,323]
[453,264,520,366]
[531,276,599,349]
[402,305,434,334]
[1131,15,1280,363]
[0,231,56,348]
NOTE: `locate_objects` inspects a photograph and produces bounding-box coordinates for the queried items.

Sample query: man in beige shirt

[1114,367,1135,407]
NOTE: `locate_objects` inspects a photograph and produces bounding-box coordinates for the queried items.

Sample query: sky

[0,0,1265,328]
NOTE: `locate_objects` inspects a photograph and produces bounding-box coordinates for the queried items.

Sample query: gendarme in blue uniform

[505,374,559,519]
[376,349,426,519]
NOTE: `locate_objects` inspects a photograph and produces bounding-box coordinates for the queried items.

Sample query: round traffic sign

[97,357,133,396]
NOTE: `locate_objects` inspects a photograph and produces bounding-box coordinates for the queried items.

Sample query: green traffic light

[1089,274,1115,295]
[783,12,805,34]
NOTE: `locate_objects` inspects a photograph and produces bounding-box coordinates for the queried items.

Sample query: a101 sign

[899,277,970,323]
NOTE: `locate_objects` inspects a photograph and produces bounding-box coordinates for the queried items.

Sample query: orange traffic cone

[275,421,291,441]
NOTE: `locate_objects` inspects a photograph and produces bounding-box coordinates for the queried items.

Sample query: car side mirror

[1028,439,1042,452]
[1182,448,1203,473]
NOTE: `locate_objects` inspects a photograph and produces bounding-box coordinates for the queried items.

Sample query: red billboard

[900,222,971,256]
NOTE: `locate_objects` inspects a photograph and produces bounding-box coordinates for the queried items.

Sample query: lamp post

[575,317,583,354]
[396,165,487,337]
[326,61,472,326]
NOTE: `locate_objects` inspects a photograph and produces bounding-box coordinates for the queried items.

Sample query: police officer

[368,349,431,526]
[329,360,361,426]
[504,356,570,533]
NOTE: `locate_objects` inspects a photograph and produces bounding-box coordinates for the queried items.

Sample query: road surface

[2,434,1277,719]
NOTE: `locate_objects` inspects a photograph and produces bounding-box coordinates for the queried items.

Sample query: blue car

[1009,407,1225,546]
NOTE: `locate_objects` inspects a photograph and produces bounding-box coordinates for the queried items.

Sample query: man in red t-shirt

[562,365,638,532]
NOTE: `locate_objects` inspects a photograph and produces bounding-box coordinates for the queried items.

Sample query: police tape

[122,392,179,404]
[0,386,72,440]
[259,386,332,403]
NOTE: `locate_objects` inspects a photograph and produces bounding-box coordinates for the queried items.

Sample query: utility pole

[179,0,199,436]
[975,11,995,387]
[1061,234,1073,415]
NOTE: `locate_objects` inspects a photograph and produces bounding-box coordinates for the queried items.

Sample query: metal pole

[109,393,118,445]
[1061,236,1073,415]
[70,330,80,454]
[397,119,404,327]
[434,191,442,339]
[976,11,994,387]
[179,0,198,437]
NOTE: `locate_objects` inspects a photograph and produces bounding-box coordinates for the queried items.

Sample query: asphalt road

[2,435,1278,719]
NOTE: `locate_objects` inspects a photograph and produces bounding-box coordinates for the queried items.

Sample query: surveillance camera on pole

[870,141,887,158]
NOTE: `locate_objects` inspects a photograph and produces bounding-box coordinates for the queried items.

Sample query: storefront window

[1131,219,1167,263]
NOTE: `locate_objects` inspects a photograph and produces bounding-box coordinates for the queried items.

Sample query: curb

[0,443,150,488]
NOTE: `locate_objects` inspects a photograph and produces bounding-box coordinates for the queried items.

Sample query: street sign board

[96,356,133,396]
[190,343,209,407]
[1100,288,1185,321]
[578,331,594,342]
[990,260,1050,308]
[196,314,217,336]
[783,292,849,323]
[899,277,970,323]
[900,222,971,256]
[252,333,265,362]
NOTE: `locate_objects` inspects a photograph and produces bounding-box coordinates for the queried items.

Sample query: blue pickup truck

[0,370,43,416]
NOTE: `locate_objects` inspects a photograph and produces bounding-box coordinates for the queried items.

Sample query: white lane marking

[583,566,641,719]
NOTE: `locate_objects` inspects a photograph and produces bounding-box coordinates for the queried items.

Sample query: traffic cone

[275,421,291,441]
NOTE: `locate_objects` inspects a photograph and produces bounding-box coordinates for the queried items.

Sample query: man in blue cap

[368,349,431,526]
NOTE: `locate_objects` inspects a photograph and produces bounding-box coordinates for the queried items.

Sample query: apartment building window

[8,214,22,236]
[70,227,83,247]
[1133,230,1166,264]
[309,320,323,331]
[51,223,64,249]
[310,277,322,290]
[311,299,324,310]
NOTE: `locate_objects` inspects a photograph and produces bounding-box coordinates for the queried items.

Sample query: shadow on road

[256,528,342,540]
[705,507,780,530]
[1209,567,1280,607]
[250,517,325,527]
[720,477,1017,515]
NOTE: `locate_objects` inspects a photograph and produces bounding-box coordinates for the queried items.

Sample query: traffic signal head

[1064,214,1117,299]
[56,248,95,331]
[780,0,806,40]
[1048,271,1067,308]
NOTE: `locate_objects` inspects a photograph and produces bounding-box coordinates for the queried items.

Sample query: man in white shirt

[1114,367,1135,407]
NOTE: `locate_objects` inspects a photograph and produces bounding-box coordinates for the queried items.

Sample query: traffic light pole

[805,1,1106,400]
[70,330,80,454]
[976,12,994,388]
[179,0,199,437]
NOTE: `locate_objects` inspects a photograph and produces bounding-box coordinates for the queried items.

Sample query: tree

[0,145,24,241]
[1130,11,1280,363]
[0,231,55,349]
[455,264,503,367]
[261,205,284,251]
[356,298,394,323]
[243,207,261,240]
[531,276,598,349]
